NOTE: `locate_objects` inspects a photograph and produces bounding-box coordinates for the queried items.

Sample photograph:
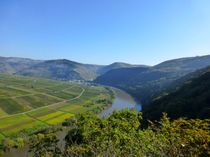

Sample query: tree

[29,133,61,157]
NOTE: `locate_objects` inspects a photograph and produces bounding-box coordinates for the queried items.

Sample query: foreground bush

[30,110,210,157]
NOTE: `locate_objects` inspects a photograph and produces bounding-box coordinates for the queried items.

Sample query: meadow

[0,74,113,142]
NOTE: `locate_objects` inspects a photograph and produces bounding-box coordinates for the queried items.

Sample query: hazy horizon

[1,0,210,65]
[1,53,210,66]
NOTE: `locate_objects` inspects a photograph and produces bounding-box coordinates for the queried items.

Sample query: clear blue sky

[0,0,210,65]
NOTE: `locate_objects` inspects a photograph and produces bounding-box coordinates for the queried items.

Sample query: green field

[0,74,113,141]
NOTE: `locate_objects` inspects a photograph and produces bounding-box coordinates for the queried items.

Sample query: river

[2,88,141,157]
[99,88,141,117]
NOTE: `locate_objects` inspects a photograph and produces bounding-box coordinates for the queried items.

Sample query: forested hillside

[95,55,210,104]
[143,67,210,120]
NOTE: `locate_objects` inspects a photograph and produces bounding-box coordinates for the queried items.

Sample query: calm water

[99,88,141,117]
[2,88,141,157]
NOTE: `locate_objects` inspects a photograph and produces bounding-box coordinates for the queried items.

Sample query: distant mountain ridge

[1,55,210,105]
[94,55,210,104]
[0,57,41,74]
[97,62,146,75]
[154,55,210,72]
[0,56,144,81]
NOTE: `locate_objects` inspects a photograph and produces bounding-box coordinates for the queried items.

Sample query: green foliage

[14,138,25,148]
[29,133,61,157]
[154,113,210,156]
[2,138,15,152]
[53,110,210,157]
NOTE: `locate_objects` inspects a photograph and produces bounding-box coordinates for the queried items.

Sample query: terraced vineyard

[0,74,113,141]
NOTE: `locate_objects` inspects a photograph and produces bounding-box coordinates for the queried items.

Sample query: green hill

[143,66,210,120]
[94,55,210,104]
[16,59,102,81]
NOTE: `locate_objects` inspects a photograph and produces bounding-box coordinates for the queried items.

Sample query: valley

[1,0,210,156]
[0,55,210,156]
[95,55,210,104]
[2,55,210,105]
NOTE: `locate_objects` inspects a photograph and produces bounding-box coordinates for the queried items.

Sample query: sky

[0,0,210,65]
